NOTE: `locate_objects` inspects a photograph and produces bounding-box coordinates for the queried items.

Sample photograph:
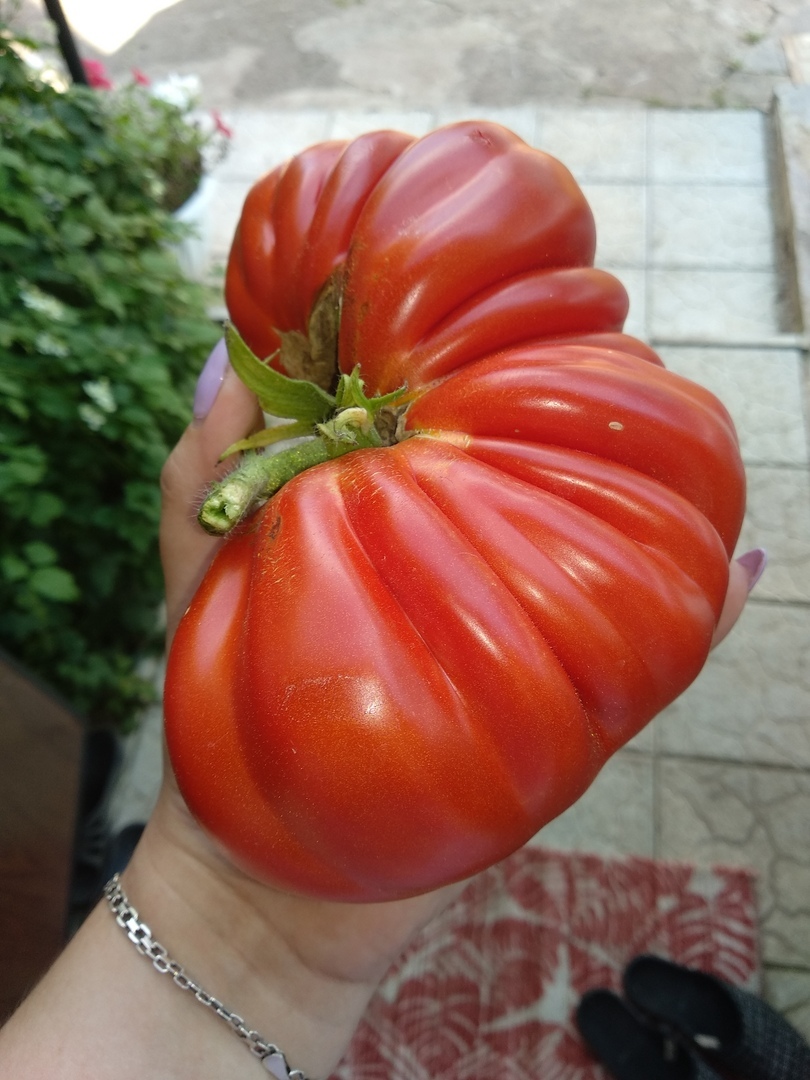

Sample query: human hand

[0,339,463,1080]
[144,339,759,1077]
[712,546,765,647]
[125,339,465,1079]
[0,342,758,1080]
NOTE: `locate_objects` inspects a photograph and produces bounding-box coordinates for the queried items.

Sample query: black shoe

[576,988,723,1079]
[623,954,810,1080]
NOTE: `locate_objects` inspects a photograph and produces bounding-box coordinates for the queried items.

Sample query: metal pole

[41,0,88,85]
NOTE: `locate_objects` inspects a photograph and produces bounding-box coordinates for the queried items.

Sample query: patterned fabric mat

[332,846,759,1079]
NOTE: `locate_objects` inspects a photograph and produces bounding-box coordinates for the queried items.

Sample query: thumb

[160,339,263,643]
[710,548,767,649]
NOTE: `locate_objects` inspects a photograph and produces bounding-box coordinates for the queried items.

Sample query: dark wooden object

[0,650,82,1022]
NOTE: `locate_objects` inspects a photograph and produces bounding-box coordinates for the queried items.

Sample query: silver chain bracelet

[103,874,309,1079]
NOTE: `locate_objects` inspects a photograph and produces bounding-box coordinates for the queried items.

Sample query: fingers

[160,340,263,643]
[711,547,767,649]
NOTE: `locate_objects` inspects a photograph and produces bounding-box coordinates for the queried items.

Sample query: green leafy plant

[85,63,231,213]
[0,24,220,729]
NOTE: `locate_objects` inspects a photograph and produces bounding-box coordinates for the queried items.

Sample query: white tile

[581,183,647,266]
[736,467,810,604]
[650,109,769,183]
[329,109,435,139]
[214,108,332,180]
[602,267,647,340]
[649,269,779,339]
[657,602,810,768]
[208,178,252,262]
[651,184,775,269]
[763,968,810,1041]
[626,720,655,753]
[658,347,808,465]
[532,750,654,857]
[535,107,647,182]
[658,759,810,968]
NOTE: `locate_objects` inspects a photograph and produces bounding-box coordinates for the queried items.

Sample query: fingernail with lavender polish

[735,548,768,593]
[193,338,229,422]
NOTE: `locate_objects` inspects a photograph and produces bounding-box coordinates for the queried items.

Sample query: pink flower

[210,109,233,140]
[131,68,151,86]
[84,59,113,90]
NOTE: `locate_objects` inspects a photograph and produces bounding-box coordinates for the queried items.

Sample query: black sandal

[575,988,723,1079]
[623,955,810,1080]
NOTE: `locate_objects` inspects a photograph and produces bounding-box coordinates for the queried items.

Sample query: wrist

[118,792,378,1079]
[0,778,460,1080]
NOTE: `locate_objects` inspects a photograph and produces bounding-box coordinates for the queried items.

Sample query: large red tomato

[164,122,746,902]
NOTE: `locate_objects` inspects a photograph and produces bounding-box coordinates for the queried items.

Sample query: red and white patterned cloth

[333,846,758,1080]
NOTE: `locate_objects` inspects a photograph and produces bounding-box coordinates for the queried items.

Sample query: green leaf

[123,481,159,517]
[0,147,27,170]
[219,420,314,460]
[0,554,28,584]
[28,565,80,602]
[29,492,64,526]
[226,322,336,423]
[0,223,35,248]
[335,366,407,415]
[60,219,95,248]
[2,456,47,487]
[23,540,57,566]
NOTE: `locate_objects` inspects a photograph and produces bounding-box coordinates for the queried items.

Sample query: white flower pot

[171,173,216,281]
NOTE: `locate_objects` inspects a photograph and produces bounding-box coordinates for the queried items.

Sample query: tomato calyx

[275,272,342,393]
[197,324,409,537]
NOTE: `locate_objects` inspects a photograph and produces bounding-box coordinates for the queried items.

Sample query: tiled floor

[118,105,810,1036]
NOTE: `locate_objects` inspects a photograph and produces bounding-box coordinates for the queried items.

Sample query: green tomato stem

[198,438,335,536]
[197,342,411,536]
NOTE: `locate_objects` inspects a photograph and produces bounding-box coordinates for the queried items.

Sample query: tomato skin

[406,343,744,555]
[166,442,603,899]
[225,129,414,362]
[337,123,596,392]
[167,122,746,901]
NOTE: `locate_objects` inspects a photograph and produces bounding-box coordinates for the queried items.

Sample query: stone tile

[581,183,647,266]
[329,109,435,139]
[657,759,810,968]
[534,107,647,183]
[208,178,253,262]
[434,104,539,144]
[603,266,647,340]
[657,347,808,466]
[763,966,810,1041]
[649,110,769,184]
[657,602,810,768]
[533,750,654,857]
[649,269,780,339]
[736,467,810,604]
[651,184,775,269]
[214,108,332,180]
[625,719,655,754]
[741,36,791,79]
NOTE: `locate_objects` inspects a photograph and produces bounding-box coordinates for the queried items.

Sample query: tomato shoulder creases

[165,121,746,902]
